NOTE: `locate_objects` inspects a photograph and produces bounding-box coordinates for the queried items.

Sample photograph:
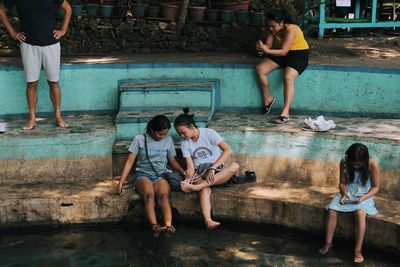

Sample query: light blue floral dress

[327,167,378,215]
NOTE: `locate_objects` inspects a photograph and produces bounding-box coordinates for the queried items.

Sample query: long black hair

[265,9,294,24]
[345,143,371,186]
[174,108,197,128]
[146,115,171,133]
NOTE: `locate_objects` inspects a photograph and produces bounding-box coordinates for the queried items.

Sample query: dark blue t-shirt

[3,0,64,46]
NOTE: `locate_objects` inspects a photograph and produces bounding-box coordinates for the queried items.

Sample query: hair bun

[183,107,190,114]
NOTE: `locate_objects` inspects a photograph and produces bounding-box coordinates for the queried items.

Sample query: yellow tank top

[273,24,309,51]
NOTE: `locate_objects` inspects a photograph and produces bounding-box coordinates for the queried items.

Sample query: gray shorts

[20,42,61,82]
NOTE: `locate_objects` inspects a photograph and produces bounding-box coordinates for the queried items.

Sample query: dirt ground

[308,33,400,68]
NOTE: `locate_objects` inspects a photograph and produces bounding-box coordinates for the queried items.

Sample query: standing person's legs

[198,187,220,229]
[154,179,175,234]
[20,42,42,130]
[281,67,299,117]
[319,209,338,254]
[354,209,366,263]
[43,43,68,128]
[256,59,279,112]
[135,178,162,236]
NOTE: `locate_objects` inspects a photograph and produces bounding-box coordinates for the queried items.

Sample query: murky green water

[0,222,397,267]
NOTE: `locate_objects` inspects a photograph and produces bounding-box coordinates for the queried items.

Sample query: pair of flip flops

[264,98,290,124]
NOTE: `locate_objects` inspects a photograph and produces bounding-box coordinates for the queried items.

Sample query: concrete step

[0,179,140,227]
[115,108,210,141]
[0,115,116,185]
[118,79,218,111]
[1,177,398,252]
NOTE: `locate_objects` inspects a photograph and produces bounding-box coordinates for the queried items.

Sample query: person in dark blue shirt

[0,0,72,130]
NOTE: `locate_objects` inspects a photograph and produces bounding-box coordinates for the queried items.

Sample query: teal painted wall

[0,63,399,117]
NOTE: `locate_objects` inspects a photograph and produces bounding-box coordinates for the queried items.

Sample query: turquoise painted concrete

[0,132,115,160]
[220,131,400,172]
[120,90,212,109]
[0,63,399,117]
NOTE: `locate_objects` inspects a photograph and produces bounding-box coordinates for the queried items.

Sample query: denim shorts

[133,171,163,191]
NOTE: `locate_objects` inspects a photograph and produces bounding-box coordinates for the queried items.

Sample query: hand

[255,40,265,52]
[12,32,26,42]
[340,194,348,205]
[206,169,215,184]
[358,194,367,203]
[53,29,67,40]
[117,181,124,196]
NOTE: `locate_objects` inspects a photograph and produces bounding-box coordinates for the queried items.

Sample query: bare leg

[135,178,162,236]
[198,187,220,229]
[256,59,279,106]
[48,80,68,128]
[281,67,299,117]
[23,81,39,130]
[319,209,338,255]
[154,179,175,234]
[354,209,366,263]
[181,162,239,192]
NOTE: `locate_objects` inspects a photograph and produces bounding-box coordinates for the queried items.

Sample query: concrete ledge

[0,179,398,252]
[0,115,116,185]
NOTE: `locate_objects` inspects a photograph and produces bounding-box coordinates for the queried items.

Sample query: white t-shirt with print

[181,128,223,168]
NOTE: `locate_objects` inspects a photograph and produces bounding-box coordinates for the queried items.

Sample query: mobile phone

[344,198,359,204]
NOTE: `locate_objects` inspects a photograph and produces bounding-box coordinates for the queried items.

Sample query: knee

[157,193,169,205]
[27,81,38,89]
[354,209,366,219]
[200,187,211,195]
[229,162,240,174]
[256,64,267,77]
[143,192,155,203]
[283,76,295,86]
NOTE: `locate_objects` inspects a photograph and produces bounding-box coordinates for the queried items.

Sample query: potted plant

[133,0,148,18]
[160,0,180,20]
[100,0,116,17]
[188,0,206,22]
[235,9,248,25]
[86,1,99,17]
[115,0,130,17]
[147,0,160,17]
[211,0,249,11]
[71,0,85,17]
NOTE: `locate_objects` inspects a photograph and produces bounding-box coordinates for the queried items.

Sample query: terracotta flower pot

[188,6,206,23]
[160,3,179,20]
[212,0,249,11]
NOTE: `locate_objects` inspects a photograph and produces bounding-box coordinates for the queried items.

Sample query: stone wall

[0,17,261,55]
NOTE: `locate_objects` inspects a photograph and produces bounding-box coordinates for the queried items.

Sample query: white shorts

[20,42,61,83]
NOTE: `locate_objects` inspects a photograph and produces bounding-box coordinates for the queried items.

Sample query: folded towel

[0,122,6,133]
[303,116,335,132]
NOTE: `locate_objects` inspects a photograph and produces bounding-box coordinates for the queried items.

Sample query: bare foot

[181,181,201,192]
[151,224,163,238]
[318,243,332,255]
[22,119,36,130]
[55,117,69,128]
[205,219,220,230]
[354,251,364,264]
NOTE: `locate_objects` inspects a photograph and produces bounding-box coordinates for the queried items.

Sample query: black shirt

[4,0,64,46]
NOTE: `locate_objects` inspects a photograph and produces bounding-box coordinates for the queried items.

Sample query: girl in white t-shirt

[174,108,239,229]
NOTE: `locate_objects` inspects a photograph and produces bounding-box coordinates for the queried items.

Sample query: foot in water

[55,117,69,128]
[151,224,163,238]
[318,243,332,255]
[22,119,36,130]
[354,251,364,264]
[205,219,220,230]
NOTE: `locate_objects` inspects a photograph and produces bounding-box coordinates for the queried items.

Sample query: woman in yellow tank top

[256,10,309,124]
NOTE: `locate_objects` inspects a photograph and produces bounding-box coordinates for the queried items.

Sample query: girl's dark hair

[174,108,197,128]
[146,115,171,133]
[345,143,371,186]
[265,9,294,24]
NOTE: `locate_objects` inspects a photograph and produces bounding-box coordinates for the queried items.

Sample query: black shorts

[267,49,309,75]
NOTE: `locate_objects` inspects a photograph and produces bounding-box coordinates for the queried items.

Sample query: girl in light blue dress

[319,143,381,264]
